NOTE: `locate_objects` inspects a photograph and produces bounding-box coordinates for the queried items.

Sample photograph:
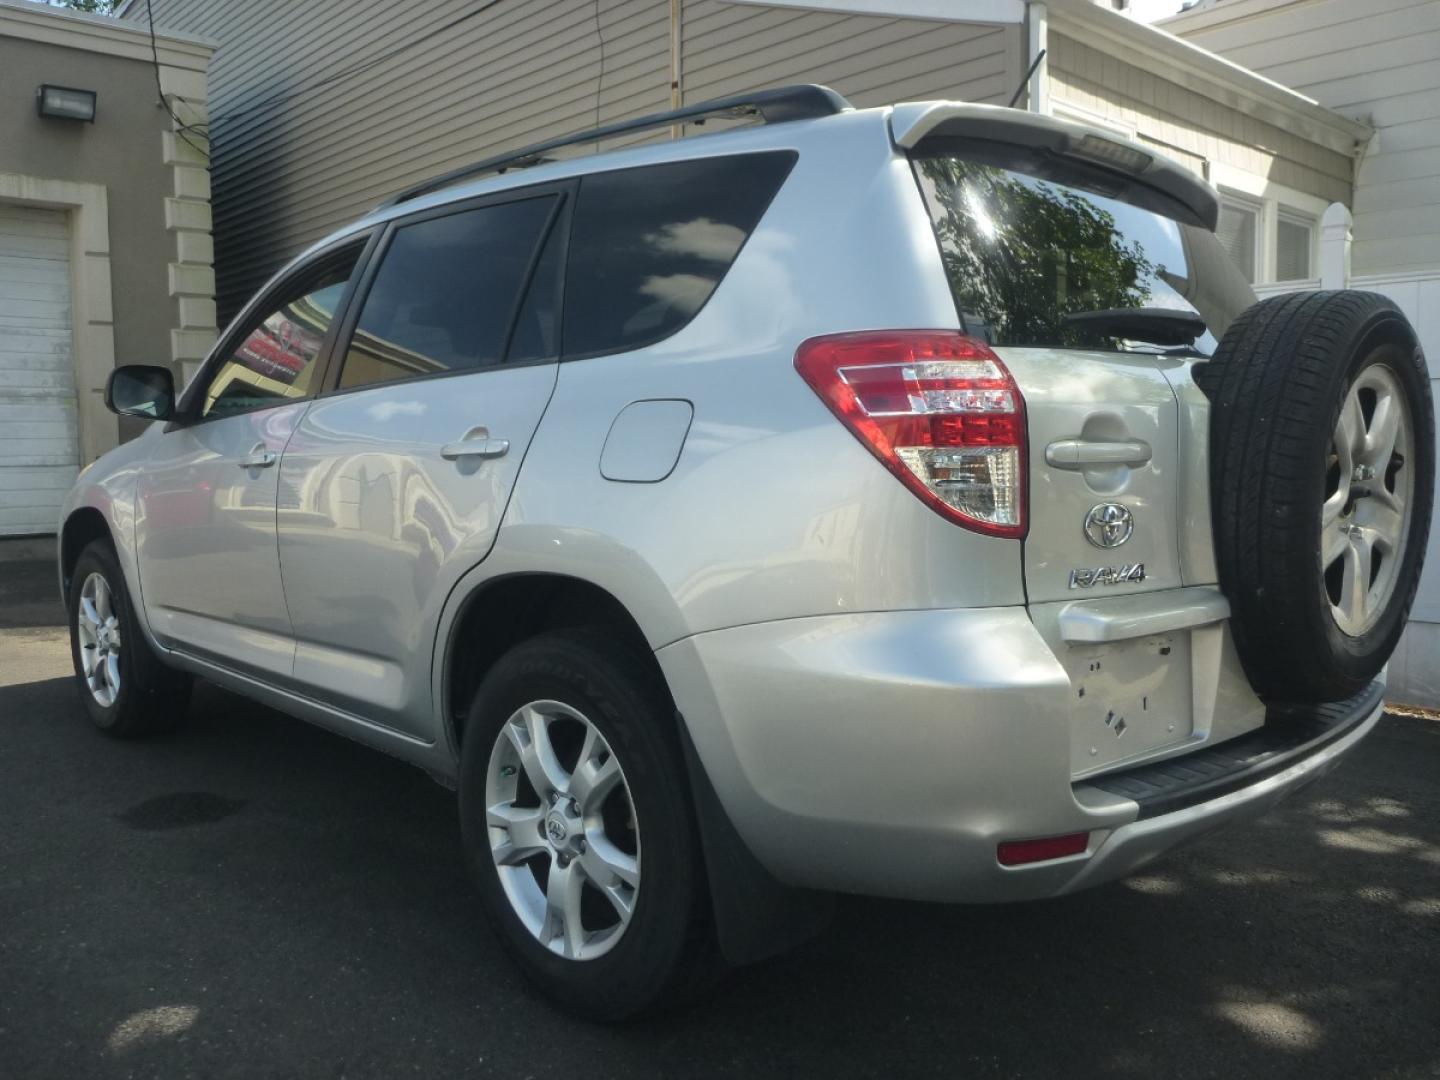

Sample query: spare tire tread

[1200,290,1432,702]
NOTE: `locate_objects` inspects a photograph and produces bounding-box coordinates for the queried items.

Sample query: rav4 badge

[1069,564,1147,589]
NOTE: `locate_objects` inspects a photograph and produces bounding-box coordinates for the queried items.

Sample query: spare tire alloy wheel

[485,699,640,961]
[1323,364,1414,636]
[1200,291,1434,703]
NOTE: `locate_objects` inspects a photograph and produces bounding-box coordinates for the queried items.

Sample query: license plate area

[1066,632,1194,778]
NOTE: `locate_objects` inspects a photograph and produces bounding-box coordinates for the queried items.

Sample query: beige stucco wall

[3,39,174,443]
[0,38,177,448]
[0,6,214,455]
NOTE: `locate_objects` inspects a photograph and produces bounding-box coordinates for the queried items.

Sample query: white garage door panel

[0,204,77,537]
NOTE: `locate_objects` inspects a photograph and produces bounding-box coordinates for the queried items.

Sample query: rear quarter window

[562,151,797,359]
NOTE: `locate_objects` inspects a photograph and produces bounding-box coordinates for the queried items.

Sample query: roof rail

[377,84,852,209]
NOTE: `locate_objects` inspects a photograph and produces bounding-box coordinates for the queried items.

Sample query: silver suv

[61,86,1432,1019]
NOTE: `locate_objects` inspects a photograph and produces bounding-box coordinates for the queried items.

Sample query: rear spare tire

[1198,290,1433,703]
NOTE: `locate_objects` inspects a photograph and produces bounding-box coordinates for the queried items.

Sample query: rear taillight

[794,331,1027,538]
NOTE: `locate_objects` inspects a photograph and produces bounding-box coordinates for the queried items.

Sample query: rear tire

[1198,290,1433,702]
[67,539,191,736]
[458,629,718,1021]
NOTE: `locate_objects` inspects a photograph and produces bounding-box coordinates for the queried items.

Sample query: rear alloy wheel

[484,699,640,961]
[1199,290,1434,702]
[458,629,717,1020]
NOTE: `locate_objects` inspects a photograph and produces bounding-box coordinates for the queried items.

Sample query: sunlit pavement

[2,540,1437,1080]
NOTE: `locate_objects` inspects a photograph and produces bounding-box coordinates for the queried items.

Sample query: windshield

[911,152,1255,356]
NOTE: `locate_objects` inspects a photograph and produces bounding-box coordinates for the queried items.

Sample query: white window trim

[1276,206,1319,284]
[1211,162,1329,285]
[1217,189,1263,285]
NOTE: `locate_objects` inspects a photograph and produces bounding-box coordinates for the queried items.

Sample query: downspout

[1026,1,1049,115]
[670,0,683,137]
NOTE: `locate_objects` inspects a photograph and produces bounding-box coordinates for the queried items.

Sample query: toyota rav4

[60,85,1433,1019]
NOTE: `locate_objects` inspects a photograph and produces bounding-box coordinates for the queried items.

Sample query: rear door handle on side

[1044,438,1152,470]
[440,436,510,461]
[237,446,278,469]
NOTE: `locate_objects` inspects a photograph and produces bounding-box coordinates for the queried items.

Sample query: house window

[1276,212,1315,282]
[1216,199,1260,284]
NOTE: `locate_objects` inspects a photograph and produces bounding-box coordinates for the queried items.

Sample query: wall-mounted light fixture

[36,84,97,123]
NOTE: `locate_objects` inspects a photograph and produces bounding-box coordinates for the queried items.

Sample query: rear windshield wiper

[1061,307,1206,347]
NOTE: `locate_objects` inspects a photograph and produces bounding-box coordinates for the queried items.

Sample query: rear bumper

[1058,692,1381,895]
[657,606,1383,903]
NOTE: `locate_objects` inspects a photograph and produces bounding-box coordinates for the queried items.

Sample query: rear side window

[562,151,796,358]
[338,195,557,391]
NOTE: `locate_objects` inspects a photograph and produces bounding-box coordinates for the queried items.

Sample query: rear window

[912,151,1255,356]
[562,151,797,358]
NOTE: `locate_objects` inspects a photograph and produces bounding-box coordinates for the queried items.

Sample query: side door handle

[1044,438,1152,470]
[440,430,510,461]
[238,445,278,469]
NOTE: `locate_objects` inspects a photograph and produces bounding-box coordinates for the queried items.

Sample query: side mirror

[106,365,176,421]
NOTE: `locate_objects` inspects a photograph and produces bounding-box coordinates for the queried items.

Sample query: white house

[1163,0,1440,704]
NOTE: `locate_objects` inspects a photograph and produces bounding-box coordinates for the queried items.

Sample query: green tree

[918,157,1155,347]
[46,0,117,13]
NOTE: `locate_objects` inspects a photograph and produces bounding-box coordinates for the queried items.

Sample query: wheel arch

[440,568,830,965]
[441,571,667,754]
[60,506,114,596]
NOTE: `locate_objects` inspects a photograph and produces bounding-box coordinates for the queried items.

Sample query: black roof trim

[377,84,851,210]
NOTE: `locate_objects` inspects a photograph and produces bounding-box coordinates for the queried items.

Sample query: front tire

[458,629,716,1021]
[67,539,191,736]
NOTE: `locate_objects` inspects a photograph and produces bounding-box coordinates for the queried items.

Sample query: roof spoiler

[378,84,852,210]
[890,102,1219,231]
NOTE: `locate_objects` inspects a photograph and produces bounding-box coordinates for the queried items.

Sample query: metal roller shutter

[0,203,79,537]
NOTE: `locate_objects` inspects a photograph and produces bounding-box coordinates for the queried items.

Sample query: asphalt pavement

[1,540,1437,1079]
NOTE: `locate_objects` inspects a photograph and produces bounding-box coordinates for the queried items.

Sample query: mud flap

[676,713,835,966]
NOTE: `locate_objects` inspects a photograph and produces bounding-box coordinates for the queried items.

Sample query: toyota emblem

[1084,503,1134,549]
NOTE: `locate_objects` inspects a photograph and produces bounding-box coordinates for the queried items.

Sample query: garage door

[0,204,79,537]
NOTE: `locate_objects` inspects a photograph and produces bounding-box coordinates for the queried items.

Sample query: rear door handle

[1045,438,1152,469]
[238,446,278,469]
[440,435,510,461]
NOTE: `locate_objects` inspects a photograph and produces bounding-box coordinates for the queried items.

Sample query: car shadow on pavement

[1,666,1437,1079]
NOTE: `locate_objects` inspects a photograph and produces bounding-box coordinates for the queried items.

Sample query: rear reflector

[996,832,1089,866]
[794,331,1026,537]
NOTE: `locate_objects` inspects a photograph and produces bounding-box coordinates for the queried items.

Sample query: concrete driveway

[1,540,1437,1079]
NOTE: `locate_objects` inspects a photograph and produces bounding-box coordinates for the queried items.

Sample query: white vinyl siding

[130,0,1020,321]
[1169,0,1440,275]
[681,0,1018,109]
[0,204,78,537]
[1046,32,1355,208]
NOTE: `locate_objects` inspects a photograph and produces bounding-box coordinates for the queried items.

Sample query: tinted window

[563,152,796,358]
[339,196,557,390]
[507,215,563,364]
[912,154,1255,356]
[201,244,361,419]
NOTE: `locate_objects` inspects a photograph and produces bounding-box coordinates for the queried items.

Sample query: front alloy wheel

[67,538,190,736]
[75,571,123,707]
[485,700,640,961]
